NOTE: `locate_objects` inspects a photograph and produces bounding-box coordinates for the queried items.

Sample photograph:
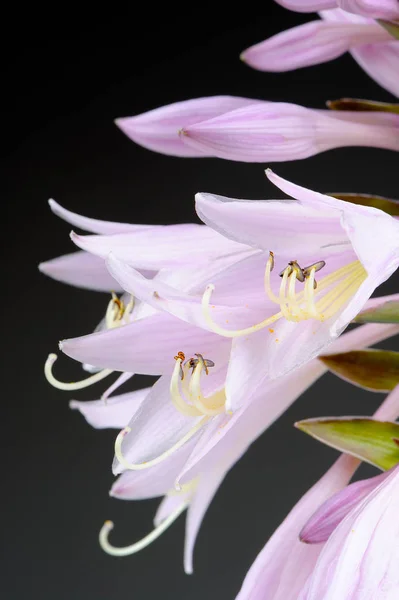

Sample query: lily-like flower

[115,96,263,157]
[236,382,399,599]
[275,0,399,21]
[68,322,399,573]
[241,8,399,97]
[299,463,399,599]
[180,102,399,162]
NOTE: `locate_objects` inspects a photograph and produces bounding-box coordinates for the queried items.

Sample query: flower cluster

[41,1,399,597]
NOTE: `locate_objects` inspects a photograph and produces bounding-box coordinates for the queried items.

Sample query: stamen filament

[99,501,188,557]
[101,372,134,403]
[170,360,202,417]
[114,417,210,471]
[44,353,113,391]
[264,254,280,304]
[189,362,225,416]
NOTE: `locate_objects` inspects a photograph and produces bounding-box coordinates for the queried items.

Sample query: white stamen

[114,418,210,471]
[99,501,188,557]
[189,361,225,416]
[44,353,113,391]
[170,359,202,417]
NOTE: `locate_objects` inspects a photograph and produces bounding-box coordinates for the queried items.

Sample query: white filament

[44,353,113,390]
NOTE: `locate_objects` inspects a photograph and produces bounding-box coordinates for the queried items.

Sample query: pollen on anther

[268,328,274,333]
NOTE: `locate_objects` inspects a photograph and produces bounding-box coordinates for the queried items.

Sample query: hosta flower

[299,463,399,599]
[69,322,398,572]
[180,102,399,162]
[241,8,399,97]
[115,96,263,157]
[236,383,399,600]
[275,0,399,20]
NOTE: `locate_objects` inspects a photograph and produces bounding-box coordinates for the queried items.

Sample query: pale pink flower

[275,0,399,20]
[69,322,398,573]
[241,9,399,97]
[115,96,262,157]
[180,102,399,162]
[236,383,399,599]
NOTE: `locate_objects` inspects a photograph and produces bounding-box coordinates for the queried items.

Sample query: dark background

[3,6,398,599]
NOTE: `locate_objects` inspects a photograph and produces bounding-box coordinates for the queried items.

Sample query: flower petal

[71,223,246,271]
[352,41,399,98]
[61,311,231,375]
[300,470,388,543]
[39,251,124,292]
[275,0,335,11]
[339,0,399,20]
[48,199,151,234]
[115,96,260,157]
[240,18,389,72]
[69,387,150,429]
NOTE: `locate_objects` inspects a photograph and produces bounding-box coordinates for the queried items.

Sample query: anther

[269,251,275,271]
[174,351,186,380]
[187,353,215,375]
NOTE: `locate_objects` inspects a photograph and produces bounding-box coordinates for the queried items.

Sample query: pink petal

[61,311,231,375]
[69,387,150,429]
[236,455,358,600]
[339,0,399,20]
[71,223,246,271]
[302,465,399,599]
[115,96,261,157]
[39,251,124,292]
[48,199,152,234]
[275,0,335,10]
[352,41,399,98]
[300,470,388,543]
[182,103,399,161]
[240,19,389,72]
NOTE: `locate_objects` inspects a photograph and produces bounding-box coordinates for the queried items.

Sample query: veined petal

[39,251,124,292]
[115,96,262,157]
[71,224,246,271]
[69,387,150,429]
[300,470,388,543]
[48,199,151,234]
[302,465,399,599]
[182,103,399,161]
[339,0,399,20]
[195,192,346,256]
[352,41,399,98]
[240,19,389,72]
[61,311,231,375]
[112,375,209,475]
[111,441,196,501]
[236,455,358,600]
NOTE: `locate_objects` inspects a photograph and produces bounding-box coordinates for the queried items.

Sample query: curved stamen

[44,353,113,391]
[189,361,225,416]
[279,268,291,320]
[101,372,134,403]
[264,252,280,305]
[114,417,210,471]
[305,267,318,318]
[99,501,188,557]
[170,359,202,417]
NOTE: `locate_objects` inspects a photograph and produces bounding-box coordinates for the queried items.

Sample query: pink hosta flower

[275,0,399,20]
[242,8,399,97]
[115,96,263,157]
[97,170,399,409]
[299,464,399,599]
[69,323,398,572]
[180,102,399,162]
[236,383,399,600]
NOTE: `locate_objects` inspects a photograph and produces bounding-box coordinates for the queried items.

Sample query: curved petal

[39,251,124,292]
[195,192,345,256]
[339,0,399,20]
[300,470,388,543]
[115,96,261,157]
[240,19,388,72]
[275,0,335,10]
[48,199,151,234]
[352,41,399,98]
[61,311,231,375]
[71,224,246,271]
[69,387,150,429]
[236,455,358,600]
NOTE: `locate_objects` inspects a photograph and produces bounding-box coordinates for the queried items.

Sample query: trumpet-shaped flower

[68,322,399,573]
[275,0,399,20]
[180,102,399,162]
[241,8,399,97]
[236,383,399,599]
[115,96,263,157]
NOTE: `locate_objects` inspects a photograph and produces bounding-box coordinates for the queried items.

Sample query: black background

[3,6,398,599]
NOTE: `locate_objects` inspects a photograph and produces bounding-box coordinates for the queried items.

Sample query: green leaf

[378,19,399,40]
[319,349,399,392]
[296,417,399,470]
[354,300,399,324]
[327,98,399,114]
[328,192,399,217]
